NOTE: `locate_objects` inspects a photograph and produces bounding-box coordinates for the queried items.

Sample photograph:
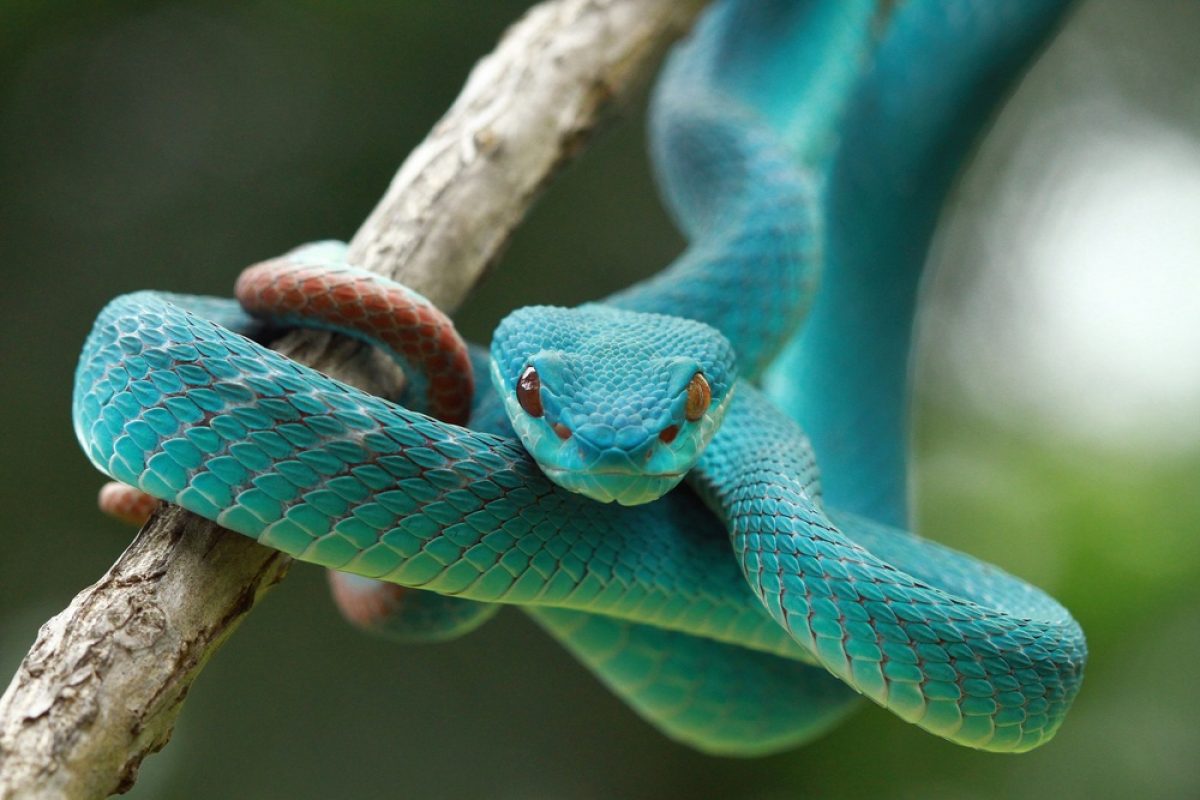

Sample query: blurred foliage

[2,1,1198,798]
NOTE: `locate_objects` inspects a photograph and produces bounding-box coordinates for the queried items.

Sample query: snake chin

[540,466,687,506]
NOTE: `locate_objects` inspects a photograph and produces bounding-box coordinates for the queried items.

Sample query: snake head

[490,304,736,506]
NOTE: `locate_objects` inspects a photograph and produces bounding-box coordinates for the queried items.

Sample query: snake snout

[572,422,617,450]
[569,421,663,467]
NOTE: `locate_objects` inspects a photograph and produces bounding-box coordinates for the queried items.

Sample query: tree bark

[0,1,704,797]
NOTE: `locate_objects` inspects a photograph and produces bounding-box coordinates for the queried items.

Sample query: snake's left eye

[517,365,544,417]
[684,373,711,422]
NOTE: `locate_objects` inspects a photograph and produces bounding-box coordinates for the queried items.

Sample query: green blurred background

[3,1,1199,797]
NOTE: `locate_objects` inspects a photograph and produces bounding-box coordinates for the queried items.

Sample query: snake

[74,0,1086,757]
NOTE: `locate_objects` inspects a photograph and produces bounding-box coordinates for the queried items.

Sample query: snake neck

[605,119,819,381]
[605,1,880,382]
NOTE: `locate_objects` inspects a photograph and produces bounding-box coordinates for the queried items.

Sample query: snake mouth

[538,466,688,506]
[541,466,684,479]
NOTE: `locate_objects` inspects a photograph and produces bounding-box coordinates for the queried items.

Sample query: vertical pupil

[685,373,711,422]
[517,366,544,417]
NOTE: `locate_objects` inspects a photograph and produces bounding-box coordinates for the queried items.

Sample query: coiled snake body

[75,0,1085,755]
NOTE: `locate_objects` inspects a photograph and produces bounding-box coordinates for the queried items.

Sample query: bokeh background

[2,1,1199,797]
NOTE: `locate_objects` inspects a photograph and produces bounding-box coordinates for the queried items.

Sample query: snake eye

[516,365,544,417]
[684,372,711,422]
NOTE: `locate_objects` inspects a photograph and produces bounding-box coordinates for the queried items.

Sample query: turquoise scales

[73,0,1085,755]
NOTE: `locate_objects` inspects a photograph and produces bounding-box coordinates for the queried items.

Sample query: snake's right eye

[516,365,544,417]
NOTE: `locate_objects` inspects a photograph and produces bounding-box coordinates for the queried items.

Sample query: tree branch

[0,1,703,796]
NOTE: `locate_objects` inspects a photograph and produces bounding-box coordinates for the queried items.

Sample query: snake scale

[75,0,1085,756]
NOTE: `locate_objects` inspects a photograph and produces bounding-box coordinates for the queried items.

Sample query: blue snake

[74,0,1086,756]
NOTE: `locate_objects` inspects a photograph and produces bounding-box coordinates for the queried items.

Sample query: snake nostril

[659,424,680,444]
[552,422,572,440]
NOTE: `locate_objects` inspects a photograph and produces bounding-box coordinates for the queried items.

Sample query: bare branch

[0,1,703,797]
